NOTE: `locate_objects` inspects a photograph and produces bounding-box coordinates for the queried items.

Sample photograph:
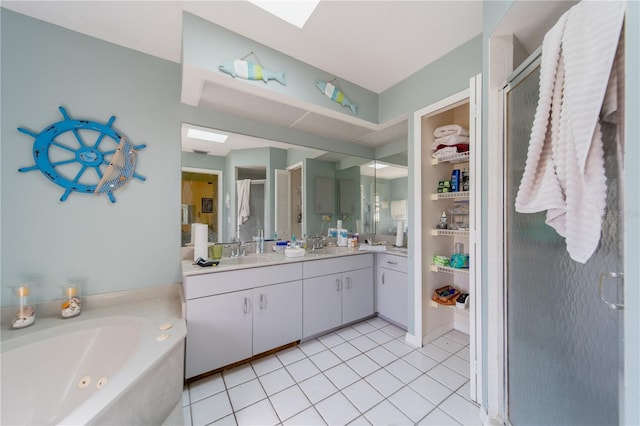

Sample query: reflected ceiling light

[247,0,320,28]
[187,128,228,143]
[368,162,389,169]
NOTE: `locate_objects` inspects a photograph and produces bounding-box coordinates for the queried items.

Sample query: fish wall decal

[219,59,286,86]
[315,80,358,115]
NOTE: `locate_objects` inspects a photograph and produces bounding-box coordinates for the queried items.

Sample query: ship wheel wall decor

[18,106,146,203]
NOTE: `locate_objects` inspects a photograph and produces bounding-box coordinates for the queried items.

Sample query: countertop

[182,245,408,277]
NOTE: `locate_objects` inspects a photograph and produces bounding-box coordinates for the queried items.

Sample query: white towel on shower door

[514,1,625,264]
[237,179,251,224]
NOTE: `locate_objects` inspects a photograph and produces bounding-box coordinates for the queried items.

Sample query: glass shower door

[504,60,624,425]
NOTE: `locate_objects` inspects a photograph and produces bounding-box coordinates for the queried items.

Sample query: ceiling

[2,1,483,151]
[2,1,482,94]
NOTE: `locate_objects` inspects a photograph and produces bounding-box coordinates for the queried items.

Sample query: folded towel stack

[432,125,469,159]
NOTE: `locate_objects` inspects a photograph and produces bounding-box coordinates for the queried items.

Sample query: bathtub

[1,292,186,425]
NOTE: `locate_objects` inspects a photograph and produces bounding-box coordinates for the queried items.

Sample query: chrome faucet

[228,237,241,257]
[307,234,325,250]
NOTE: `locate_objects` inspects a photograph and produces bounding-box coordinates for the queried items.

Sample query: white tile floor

[182,317,481,425]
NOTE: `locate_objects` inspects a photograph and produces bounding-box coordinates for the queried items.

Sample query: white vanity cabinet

[252,280,302,355]
[185,289,253,378]
[302,254,374,338]
[183,263,302,379]
[376,253,408,329]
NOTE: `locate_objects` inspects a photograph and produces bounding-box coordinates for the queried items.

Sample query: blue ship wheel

[18,106,146,203]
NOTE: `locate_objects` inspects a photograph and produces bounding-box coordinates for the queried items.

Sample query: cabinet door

[314,176,335,213]
[377,268,408,328]
[253,281,302,355]
[185,290,253,379]
[342,268,374,324]
[303,274,342,338]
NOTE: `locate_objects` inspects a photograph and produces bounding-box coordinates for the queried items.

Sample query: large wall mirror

[180,123,379,246]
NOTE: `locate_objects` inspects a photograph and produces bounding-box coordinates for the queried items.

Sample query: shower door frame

[499,52,541,425]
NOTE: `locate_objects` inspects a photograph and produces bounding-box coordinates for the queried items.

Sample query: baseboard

[422,321,454,345]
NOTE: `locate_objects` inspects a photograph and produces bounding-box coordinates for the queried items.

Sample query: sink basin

[306,247,349,255]
[218,253,278,266]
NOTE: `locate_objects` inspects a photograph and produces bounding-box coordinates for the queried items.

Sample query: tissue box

[284,247,305,258]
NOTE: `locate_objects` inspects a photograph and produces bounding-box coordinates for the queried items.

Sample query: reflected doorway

[182,168,222,245]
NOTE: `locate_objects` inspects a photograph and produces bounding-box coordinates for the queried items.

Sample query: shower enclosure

[503,56,624,424]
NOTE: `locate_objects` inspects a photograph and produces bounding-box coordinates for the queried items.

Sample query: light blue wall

[379,35,482,122]
[0,9,182,304]
[0,9,371,306]
[182,152,226,171]
[183,13,379,124]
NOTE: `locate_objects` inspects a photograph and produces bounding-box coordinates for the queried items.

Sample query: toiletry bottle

[462,167,469,192]
[436,211,448,229]
[451,169,461,192]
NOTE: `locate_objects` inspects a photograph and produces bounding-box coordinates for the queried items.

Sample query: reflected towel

[514,1,625,263]
[434,124,468,138]
[237,179,251,224]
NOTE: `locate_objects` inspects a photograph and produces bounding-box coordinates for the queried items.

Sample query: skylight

[187,128,228,143]
[247,0,320,29]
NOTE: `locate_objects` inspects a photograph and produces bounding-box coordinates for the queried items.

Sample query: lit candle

[16,286,30,297]
[65,286,77,298]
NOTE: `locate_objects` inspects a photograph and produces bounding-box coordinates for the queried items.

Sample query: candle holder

[11,284,35,329]
[61,284,81,318]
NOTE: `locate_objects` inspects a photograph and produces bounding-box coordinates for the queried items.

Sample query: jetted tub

[1,294,186,425]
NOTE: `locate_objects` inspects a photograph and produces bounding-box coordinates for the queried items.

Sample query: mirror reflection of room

[180,123,379,252]
[181,170,219,246]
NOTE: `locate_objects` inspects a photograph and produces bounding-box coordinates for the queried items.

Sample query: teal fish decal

[219,59,286,86]
[315,80,358,115]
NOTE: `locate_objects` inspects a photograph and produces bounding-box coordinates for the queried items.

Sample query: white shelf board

[430,229,470,237]
[430,151,470,165]
[430,264,470,275]
[430,191,470,201]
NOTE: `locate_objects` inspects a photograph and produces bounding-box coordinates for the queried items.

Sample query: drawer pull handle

[386,261,398,265]
[382,273,385,284]
[336,278,341,291]
[259,294,266,310]
[346,277,352,289]
[243,297,251,314]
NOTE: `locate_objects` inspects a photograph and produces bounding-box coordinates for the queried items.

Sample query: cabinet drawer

[377,253,407,273]
[303,253,373,279]
[184,263,303,300]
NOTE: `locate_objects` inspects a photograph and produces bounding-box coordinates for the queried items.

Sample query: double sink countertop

[182,246,408,277]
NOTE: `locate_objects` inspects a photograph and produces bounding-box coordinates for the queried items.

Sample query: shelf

[429,300,470,316]
[430,229,469,237]
[430,191,469,201]
[430,151,470,165]
[430,264,470,275]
